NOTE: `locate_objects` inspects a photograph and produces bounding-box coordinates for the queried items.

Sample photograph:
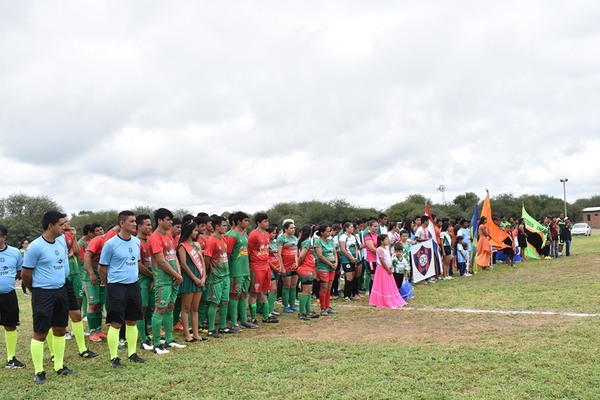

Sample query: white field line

[335,303,600,317]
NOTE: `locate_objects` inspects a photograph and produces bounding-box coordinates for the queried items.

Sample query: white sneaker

[64,332,73,340]
[141,341,154,351]
[153,344,170,355]
[82,316,88,322]
[464,273,472,277]
[168,341,187,349]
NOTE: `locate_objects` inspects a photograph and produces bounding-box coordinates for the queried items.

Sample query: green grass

[1,233,599,399]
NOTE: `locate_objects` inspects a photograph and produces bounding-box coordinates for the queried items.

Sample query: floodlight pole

[560,178,568,218]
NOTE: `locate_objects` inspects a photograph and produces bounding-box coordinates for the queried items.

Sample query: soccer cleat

[262,316,279,324]
[283,307,293,313]
[241,321,259,329]
[308,312,320,318]
[79,349,99,359]
[327,307,337,314]
[167,341,187,349]
[320,310,329,316]
[270,310,281,316]
[298,314,310,321]
[128,353,145,363]
[118,339,127,350]
[228,325,242,333]
[33,371,47,385]
[141,339,154,351]
[110,357,124,368]
[64,331,73,340]
[292,305,300,311]
[55,365,75,375]
[97,330,107,340]
[5,357,26,369]
[88,333,102,343]
[218,328,232,334]
[173,322,184,331]
[153,344,170,354]
[207,331,220,338]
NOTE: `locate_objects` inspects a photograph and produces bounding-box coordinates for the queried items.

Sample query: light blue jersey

[99,235,140,284]
[23,236,68,289]
[0,245,23,293]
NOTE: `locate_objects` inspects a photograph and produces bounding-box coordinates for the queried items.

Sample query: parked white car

[571,223,592,236]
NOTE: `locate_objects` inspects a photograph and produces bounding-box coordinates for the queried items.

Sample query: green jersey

[226,230,250,277]
[314,237,336,271]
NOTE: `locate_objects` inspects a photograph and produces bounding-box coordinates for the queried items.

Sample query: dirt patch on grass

[247,303,573,345]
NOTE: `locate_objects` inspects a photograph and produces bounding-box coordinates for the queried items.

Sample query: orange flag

[481,192,510,249]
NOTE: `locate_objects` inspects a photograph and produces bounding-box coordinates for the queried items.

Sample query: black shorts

[342,263,356,273]
[367,261,377,274]
[0,290,20,327]
[65,280,79,311]
[32,286,68,333]
[106,282,143,324]
[443,246,451,255]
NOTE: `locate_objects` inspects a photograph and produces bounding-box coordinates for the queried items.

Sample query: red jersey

[148,230,177,264]
[139,237,152,271]
[197,235,209,250]
[248,229,270,271]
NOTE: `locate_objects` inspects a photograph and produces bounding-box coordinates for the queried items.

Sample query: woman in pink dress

[369,235,407,309]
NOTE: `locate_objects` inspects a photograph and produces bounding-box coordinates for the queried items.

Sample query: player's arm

[138,259,153,279]
[314,242,334,269]
[21,268,33,291]
[340,237,355,264]
[276,244,285,274]
[98,243,112,286]
[364,237,377,252]
[154,251,181,280]
[84,249,98,285]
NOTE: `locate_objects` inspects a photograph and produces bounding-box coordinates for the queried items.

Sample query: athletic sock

[126,325,138,357]
[82,296,88,318]
[228,299,239,326]
[151,312,163,346]
[249,302,257,321]
[306,294,312,313]
[282,288,290,309]
[72,321,87,353]
[207,304,218,332]
[218,303,228,330]
[256,297,263,314]
[298,295,306,314]
[5,330,17,361]
[290,287,297,308]
[267,292,276,315]
[238,298,248,324]
[163,311,174,344]
[87,311,97,332]
[172,298,181,327]
[52,334,66,372]
[30,339,44,374]
[264,295,272,317]
[344,279,352,298]
[365,273,371,293]
[198,302,207,325]
[107,326,119,360]
[354,278,360,296]
[46,329,54,356]
[136,319,147,343]
[319,292,326,311]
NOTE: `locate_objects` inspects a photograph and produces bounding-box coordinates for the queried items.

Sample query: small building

[581,207,600,228]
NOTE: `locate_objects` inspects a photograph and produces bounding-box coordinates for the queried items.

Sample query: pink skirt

[369,265,407,309]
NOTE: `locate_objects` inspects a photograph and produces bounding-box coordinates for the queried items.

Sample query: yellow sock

[52,335,66,372]
[30,339,45,374]
[126,325,138,357]
[71,321,87,353]
[5,330,17,361]
[46,329,54,356]
[107,326,120,360]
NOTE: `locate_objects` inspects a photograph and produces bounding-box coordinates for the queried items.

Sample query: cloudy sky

[1,1,599,215]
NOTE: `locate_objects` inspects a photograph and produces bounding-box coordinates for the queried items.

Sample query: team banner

[481,193,510,249]
[521,205,547,259]
[411,240,437,283]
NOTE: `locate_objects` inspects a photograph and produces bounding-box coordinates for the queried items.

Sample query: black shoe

[298,314,310,321]
[207,331,220,338]
[308,312,320,319]
[128,353,145,363]
[79,349,99,359]
[110,357,124,368]
[229,325,242,333]
[56,365,75,375]
[5,356,26,368]
[218,328,232,334]
[241,321,259,329]
[262,316,279,323]
[34,371,47,385]
[184,338,198,343]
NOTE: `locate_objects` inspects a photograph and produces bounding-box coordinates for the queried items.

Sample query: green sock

[228,299,239,326]
[72,321,87,353]
[30,339,44,374]
[82,296,88,318]
[5,330,17,361]
[107,326,119,360]
[46,329,54,356]
[306,293,312,313]
[151,311,163,347]
[218,303,228,330]
[126,325,138,357]
[87,311,99,332]
[52,334,66,372]
[298,295,306,314]
[282,288,290,308]
[172,298,181,327]
[207,304,217,332]
[268,292,276,315]
[249,302,257,321]
[163,311,174,344]
[290,288,297,308]
[263,295,271,317]
[238,297,248,324]
[365,274,371,292]
[198,303,207,326]
[256,297,263,313]
[136,319,147,343]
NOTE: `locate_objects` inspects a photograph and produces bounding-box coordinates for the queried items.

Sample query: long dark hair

[298,224,313,247]
[179,221,197,245]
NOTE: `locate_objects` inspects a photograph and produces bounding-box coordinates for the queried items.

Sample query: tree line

[1,192,598,247]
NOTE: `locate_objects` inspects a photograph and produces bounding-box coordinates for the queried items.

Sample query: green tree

[0,193,63,247]
[453,192,480,212]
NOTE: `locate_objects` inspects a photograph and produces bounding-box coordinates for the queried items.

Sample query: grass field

[1,233,599,399]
